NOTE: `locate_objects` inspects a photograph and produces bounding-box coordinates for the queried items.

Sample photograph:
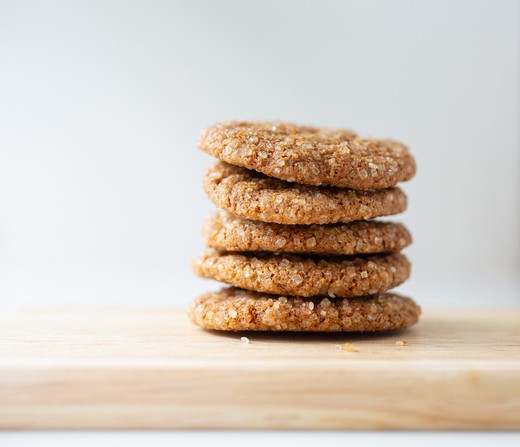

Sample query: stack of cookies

[190,122,420,332]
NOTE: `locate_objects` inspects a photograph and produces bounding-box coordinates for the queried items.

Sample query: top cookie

[199,121,416,190]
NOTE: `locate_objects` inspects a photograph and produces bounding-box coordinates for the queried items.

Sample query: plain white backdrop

[0,0,519,311]
[0,2,519,446]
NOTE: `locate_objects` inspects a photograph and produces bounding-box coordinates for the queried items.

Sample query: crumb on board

[395,338,407,347]
[342,342,357,352]
[240,336,250,344]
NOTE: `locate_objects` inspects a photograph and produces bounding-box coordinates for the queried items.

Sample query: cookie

[203,162,407,225]
[203,211,412,255]
[189,287,421,332]
[192,249,410,298]
[199,121,416,190]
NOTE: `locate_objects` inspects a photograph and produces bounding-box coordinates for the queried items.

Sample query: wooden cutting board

[0,308,519,429]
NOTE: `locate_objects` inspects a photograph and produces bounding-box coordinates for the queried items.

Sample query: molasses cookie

[199,121,416,190]
[203,211,412,255]
[192,249,410,298]
[203,162,407,225]
[189,287,421,332]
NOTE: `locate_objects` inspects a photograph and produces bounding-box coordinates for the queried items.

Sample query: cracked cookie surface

[203,211,412,255]
[199,121,416,190]
[203,162,407,225]
[193,249,410,298]
[189,287,421,332]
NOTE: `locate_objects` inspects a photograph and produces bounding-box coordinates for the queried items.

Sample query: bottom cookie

[189,287,421,332]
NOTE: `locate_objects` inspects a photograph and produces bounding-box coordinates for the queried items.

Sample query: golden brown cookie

[203,211,412,255]
[192,249,410,298]
[203,162,407,225]
[199,121,416,190]
[189,287,421,332]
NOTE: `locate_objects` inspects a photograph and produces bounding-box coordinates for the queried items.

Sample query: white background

[0,0,519,311]
[0,0,519,445]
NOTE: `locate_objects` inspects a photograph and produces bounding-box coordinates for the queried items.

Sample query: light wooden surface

[0,308,519,429]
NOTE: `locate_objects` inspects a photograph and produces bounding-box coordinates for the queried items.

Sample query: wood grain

[0,308,519,429]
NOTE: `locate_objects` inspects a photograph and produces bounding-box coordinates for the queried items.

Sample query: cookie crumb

[240,336,250,344]
[395,338,407,346]
[342,342,357,352]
